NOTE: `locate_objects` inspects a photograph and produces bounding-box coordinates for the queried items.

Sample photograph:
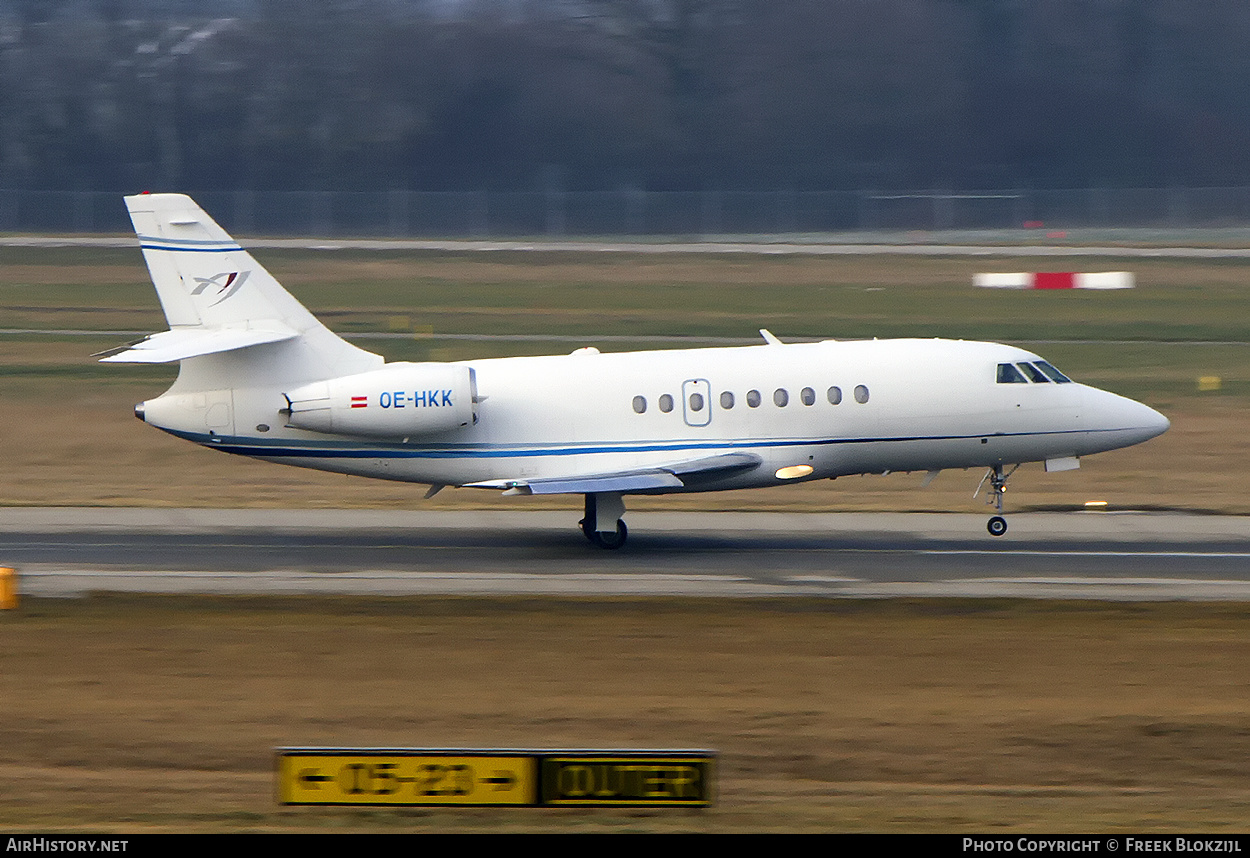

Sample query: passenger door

[682,378,711,427]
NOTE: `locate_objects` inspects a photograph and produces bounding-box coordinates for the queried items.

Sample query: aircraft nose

[1119,396,1170,442]
[1139,401,1170,439]
[1086,389,1169,450]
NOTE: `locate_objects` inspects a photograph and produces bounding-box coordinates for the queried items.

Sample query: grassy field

[0,246,1246,511]
[6,245,1250,346]
[2,597,1250,833]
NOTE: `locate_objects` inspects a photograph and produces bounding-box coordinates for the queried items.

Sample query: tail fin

[104,194,380,379]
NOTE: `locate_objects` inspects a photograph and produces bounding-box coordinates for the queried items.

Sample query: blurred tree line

[1,0,1248,193]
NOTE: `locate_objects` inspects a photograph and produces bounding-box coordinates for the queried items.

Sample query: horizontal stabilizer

[468,451,761,495]
[98,325,298,363]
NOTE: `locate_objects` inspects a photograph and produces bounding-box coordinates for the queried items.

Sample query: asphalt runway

[3,508,1250,600]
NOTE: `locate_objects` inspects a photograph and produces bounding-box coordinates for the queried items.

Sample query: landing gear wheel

[580,492,628,549]
[976,464,1018,537]
[584,519,627,549]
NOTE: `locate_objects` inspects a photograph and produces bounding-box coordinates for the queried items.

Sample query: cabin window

[689,392,705,412]
[720,391,735,409]
[659,393,674,413]
[800,387,816,406]
[1034,360,1073,383]
[773,388,789,407]
[747,389,762,408]
[854,384,870,404]
[996,363,1027,384]
[827,386,842,405]
[1017,362,1049,383]
[632,395,647,414]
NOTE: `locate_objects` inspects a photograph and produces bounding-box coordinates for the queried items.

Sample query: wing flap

[467,451,762,495]
[664,451,760,476]
[521,472,683,495]
[97,325,299,363]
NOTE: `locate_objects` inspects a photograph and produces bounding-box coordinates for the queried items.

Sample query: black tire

[987,515,1008,537]
[580,494,598,543]
[587,519,628,549]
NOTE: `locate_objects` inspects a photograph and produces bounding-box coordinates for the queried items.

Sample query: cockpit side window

[1017,362,1050,383]
[1033,360,1073,383]
[996,363,1027,383]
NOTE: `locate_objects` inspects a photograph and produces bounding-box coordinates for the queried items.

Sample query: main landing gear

[580,492,628,549]
[976,463,1018,537]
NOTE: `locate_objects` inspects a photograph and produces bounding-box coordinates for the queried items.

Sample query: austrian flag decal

[350,396,368,409]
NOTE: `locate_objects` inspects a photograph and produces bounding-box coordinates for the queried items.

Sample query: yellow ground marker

[0,567,17,610]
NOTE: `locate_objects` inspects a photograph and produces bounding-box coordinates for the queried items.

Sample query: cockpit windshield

[996,363,1027,383]
[997,360,1073,384]
[1016,362,1049,383]
[1033,361,1072,383]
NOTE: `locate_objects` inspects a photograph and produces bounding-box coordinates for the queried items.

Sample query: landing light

[1084,500,1109,509]
[775,465,814,480]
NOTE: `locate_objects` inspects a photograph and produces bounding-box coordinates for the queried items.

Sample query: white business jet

[104,194,1169,548]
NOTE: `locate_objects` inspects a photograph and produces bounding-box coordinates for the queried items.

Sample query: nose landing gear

[976,463,1018,537]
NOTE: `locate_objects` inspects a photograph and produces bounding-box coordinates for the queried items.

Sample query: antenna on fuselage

[759,329,783,345]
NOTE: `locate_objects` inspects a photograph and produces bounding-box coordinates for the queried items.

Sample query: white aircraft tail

[104,193,381,383]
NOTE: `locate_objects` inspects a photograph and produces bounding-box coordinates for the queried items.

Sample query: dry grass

[1,597,1249,832]
[7,248,1250,343]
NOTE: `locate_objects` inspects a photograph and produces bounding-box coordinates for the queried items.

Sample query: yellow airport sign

[276,748,715,807]
[278,751,536,806]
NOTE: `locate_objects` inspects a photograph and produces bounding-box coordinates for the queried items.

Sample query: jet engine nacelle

[284,362,477,438]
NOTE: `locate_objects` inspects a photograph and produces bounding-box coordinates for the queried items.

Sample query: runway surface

[4,508,1250,600]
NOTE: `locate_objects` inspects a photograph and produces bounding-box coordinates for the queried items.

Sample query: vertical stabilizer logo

[190,270,251,306]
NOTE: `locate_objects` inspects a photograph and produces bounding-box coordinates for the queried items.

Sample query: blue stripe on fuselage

[162,427,1104,460]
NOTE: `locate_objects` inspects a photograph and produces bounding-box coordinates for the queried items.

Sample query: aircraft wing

[467,451,761,495]
[97,325,299,363]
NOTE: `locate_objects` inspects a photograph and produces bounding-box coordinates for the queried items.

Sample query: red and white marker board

[973,272,1134,290]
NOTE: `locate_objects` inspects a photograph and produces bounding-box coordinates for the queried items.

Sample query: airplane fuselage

[141,336,1167,493]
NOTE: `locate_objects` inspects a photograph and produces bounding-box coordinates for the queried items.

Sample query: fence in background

[4,186,1250,237]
